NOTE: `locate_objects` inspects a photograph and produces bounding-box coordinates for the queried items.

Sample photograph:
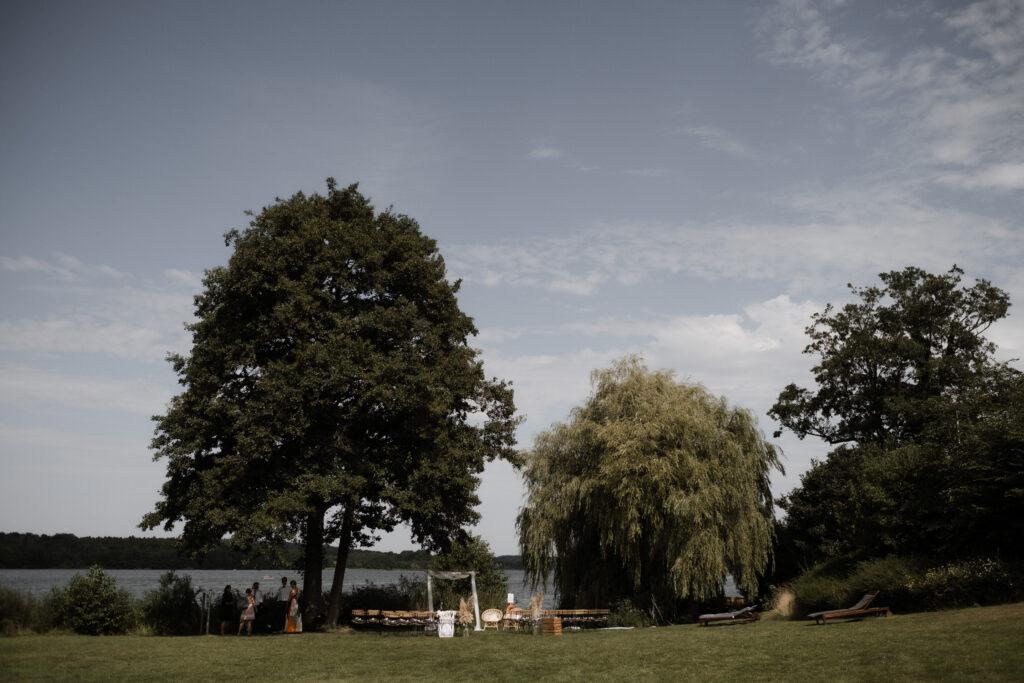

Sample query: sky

[1,0,1022,556]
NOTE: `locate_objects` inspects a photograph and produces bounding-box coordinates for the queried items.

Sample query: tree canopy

[770,265,1010,446]
[429,534,509,611]
[517,357,782,616]
[771,266,1023,565]
[142,180,519,625]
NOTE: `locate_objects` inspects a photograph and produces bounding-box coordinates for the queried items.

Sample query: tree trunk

[326,504,355,626]
[302,507,326,627]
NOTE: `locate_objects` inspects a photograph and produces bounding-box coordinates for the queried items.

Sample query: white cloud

[526,146,563,160]
[1,255,194,360]
[0,363,172,416]
[164,268,203,289]
[757,0,1024,187]
[447,194,1023,298]
[683,125,761,160]
[937,163,1024,191]
[945,0,1024,68]
[624,168,671,177]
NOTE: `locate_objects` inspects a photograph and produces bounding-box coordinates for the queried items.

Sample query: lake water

[0,568,739,608]
[0,568,555,608]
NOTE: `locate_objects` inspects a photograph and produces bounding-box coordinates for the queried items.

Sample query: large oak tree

[142,181,519,625]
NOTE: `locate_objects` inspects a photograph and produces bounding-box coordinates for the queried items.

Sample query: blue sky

[2,0,1022,555]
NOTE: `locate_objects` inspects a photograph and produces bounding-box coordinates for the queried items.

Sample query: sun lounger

[698,604,759,626]
[807,591,892,624]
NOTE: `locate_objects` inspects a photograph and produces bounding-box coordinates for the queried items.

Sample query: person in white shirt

[275,576,291,632]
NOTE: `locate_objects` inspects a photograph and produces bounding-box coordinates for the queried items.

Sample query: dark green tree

[429,534,509,611]
[770,265,1010,446]
[142,180,519,626]
[517,357,782,617]
[771,266,1023,563]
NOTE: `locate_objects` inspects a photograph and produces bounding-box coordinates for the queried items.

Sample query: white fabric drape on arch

[426,570,481,631]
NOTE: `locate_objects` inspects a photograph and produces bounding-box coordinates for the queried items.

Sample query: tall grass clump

[141,571,203,636]
[0,585,56,635]
[51,565,136,635]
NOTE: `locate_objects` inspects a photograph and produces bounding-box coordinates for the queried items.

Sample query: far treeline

[0,533,523,571]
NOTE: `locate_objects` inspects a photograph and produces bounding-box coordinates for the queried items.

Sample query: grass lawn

[2,603,1023,681]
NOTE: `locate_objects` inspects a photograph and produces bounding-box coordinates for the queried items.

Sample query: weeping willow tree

[517,357,782,614]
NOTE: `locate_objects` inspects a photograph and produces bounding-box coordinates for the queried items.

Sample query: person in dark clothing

[219,585,235,635]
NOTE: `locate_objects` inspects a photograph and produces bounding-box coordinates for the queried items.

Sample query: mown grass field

[2,603,1023,681]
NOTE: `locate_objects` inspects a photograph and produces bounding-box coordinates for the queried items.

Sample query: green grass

[2,603,1023,681]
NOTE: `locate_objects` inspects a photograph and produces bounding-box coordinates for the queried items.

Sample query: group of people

[218,576,304,635]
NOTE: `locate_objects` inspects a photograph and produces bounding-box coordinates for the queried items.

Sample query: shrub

[52,565,136,635]
[909,558,1022,610]
[141,571,202,636]
[608,598,652,628]
[789,555,1023,617]
[343,576,427,612]
[846,555,925,614]
[789,563,847,615]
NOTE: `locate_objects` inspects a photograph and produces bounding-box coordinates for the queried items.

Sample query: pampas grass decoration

[458,596,475,626]
[529,592,544,621]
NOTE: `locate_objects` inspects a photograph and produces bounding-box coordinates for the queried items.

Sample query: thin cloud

[1,254,195,360]
[683,125,760,160]
[936,163,1024,191]
[756,0,1024,186]
[526,145,564,161]
[0,363,172,416]
[447,191,1023,298]
[624,168,671,177]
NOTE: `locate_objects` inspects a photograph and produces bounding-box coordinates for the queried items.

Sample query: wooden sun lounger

[698,604,759,626]
[807,591,892,625]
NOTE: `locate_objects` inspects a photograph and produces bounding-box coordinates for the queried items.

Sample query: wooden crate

[540,616,562,635]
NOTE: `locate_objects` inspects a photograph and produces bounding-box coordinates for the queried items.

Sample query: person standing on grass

[285,580,302,633]
[238,588,257,635]
[219,585,235,636]
[251,582,264,632]
[275,576,290,632]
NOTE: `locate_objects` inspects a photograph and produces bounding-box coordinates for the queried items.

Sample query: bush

[845,555,925,614]
[608,598,652,628]
[789,563,848,615]
[141,572,202,636]
[909,558,1022,611]
[52,565,136,635]
[790,555,1023,617]
[343,576,427,612]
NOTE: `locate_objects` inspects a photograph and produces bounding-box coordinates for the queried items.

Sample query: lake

[0,568,740,609]
[0,568,556,608]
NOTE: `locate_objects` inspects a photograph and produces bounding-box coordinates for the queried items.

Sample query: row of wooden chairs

[350,607,611,631]
[350,609,438,628]
[504,608,610,628]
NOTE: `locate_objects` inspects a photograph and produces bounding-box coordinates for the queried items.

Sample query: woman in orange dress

[285,580,303,633]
